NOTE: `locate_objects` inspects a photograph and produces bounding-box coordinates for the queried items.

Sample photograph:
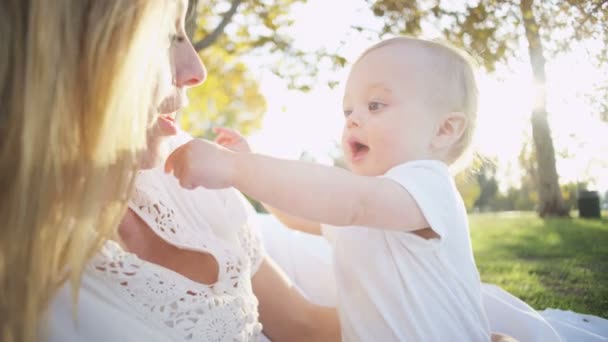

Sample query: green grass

[469,211,608,318]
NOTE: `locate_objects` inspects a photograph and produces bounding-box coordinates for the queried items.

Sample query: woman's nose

[174,43,206,88]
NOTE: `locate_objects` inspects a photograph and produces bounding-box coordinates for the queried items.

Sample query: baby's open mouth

[349,140,370,161]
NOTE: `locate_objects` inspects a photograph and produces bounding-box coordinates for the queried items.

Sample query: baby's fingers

[214,127,242,139]
[215,133,236,146]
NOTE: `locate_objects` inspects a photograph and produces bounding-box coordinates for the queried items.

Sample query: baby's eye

[368,101,385,112]
[343,109,353,117]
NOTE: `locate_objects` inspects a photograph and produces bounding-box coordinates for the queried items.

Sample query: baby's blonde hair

[0,1,176,341]
[358,37,478,166]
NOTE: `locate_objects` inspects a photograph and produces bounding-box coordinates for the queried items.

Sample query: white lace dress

[48,168,266,342]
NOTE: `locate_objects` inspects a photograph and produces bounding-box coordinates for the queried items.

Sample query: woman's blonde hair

[0,0,177,340]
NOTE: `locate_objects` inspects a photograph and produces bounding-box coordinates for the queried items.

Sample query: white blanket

[255,214,608,342]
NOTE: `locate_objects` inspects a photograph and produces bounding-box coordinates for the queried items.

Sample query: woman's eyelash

[343,109,352,117]
[170,34,186,44]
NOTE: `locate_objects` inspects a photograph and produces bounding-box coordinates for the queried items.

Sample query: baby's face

[341,44,437,176]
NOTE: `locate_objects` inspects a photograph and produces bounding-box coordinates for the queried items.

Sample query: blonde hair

[357,37,478,166]
[0,1,177,341]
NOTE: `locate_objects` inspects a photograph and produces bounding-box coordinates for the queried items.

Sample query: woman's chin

[140,122,177,170]
[138,148,164,170]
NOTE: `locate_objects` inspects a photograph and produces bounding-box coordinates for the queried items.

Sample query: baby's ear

[431,112,467,150]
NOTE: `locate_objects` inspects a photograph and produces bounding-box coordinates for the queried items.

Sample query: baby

[166,37,492,341]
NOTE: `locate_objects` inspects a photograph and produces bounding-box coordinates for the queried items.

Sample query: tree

[455,171,481,212]
[517,140,540,210]
[365,0,608,217]
[473,160,499,212]
[182,0,321,137]
[179,45,267,138]
[182,0,349,137]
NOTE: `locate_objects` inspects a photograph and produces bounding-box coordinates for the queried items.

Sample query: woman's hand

[214,127,251,153]
[165,138,236,190]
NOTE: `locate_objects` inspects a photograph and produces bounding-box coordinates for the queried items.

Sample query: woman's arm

[165,139,429,232]
[252,256,340,342]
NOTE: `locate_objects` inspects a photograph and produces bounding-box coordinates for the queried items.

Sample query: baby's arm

[165,139,429,232]
[214,128,322,235]
[264,205,322,235]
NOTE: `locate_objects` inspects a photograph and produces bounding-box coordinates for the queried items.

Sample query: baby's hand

[165,139,236,190]
[214,127,251,153]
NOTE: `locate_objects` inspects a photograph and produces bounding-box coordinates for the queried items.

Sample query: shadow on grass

[470,213,608,317]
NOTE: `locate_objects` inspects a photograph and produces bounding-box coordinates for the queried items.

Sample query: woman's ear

[431,112,467,150]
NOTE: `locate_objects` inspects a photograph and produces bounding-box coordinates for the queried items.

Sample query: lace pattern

[89,171,264,341]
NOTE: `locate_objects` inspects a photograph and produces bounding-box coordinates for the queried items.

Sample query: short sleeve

[382,160,463,240]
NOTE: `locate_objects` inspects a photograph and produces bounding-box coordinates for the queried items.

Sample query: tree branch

[574,0,608,39]
[192,0,244,52]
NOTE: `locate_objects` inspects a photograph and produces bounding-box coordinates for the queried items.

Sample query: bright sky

[244,0,608,192]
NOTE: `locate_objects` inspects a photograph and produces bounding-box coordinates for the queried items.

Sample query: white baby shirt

[322,160,491,342]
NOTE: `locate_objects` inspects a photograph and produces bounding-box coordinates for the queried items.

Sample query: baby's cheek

[377,133,400,155]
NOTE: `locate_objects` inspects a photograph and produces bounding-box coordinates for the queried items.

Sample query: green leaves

[179,46,266,138]
[182,0,309,137]
[366,0,607,71]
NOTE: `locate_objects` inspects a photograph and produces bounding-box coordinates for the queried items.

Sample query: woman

[47,1,339,341]
[0,1,179,341]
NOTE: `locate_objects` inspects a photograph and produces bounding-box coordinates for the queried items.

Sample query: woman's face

[141,0,206,169]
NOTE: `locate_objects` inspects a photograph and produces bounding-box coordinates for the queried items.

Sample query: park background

[180,0,607,317]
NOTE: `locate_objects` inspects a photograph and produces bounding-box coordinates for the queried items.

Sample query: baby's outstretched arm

[165,138,429,232]
[213,128,322,235]
[264,208,322,235]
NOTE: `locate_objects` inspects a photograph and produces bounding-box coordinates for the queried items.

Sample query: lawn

[469,211,608,318]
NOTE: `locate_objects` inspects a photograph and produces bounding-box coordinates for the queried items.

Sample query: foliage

[366,0,607,71]
[455,171,481,212]
[560,181,592,211]
[492,186,536,211]
[189,0,306,54]
[364,0,608,216]
[181,0,316,137]
[180,46,266,138]
[470,212,608,317]
[472,160,499,211]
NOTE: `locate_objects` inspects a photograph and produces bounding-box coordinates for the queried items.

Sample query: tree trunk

[519,0,569,217]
